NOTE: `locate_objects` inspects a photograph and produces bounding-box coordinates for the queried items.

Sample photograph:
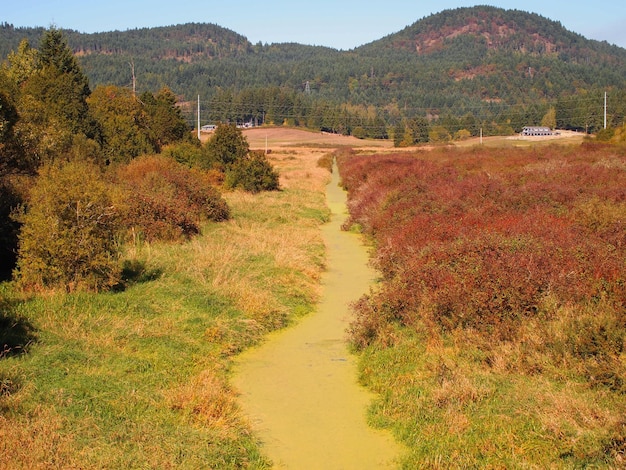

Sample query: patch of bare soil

[242,127,392,151]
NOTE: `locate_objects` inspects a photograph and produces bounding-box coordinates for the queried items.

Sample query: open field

[457,129,587,148]
[238,126,586,150]
[202,126,393,150]
[1,127,621,468]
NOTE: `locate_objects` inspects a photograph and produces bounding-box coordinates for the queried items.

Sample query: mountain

[349,7,626,124]
[364,6,622,60]
[2,7,625,134]
[358,6,626,95]
[0,22,251,61]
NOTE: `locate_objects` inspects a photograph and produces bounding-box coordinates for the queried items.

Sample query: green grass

[1,267,268,468]
[0,180,328,468]
[357,325,626,469]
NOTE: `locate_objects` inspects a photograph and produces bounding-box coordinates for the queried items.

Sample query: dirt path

[232,162,400,469]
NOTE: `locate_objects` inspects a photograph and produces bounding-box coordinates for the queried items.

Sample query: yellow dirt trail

[232,163,400,469]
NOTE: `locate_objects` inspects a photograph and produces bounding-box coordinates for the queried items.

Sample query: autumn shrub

[340,146,626,347]
[316,153,334,172]
[341,145,626,468]
[116,155,230,241]
[14,161,122,292]
[224,150,280,193]
[595,128,615,142]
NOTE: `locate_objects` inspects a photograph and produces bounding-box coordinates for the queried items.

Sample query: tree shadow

[0,298,36,359]
[0,180,21,282]
[113,259,163,292]
[0,297,36,401]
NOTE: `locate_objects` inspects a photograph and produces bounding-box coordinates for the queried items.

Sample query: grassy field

[1,127,621,468]
[0,138,332,468]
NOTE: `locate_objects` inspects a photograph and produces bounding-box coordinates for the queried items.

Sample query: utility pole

[604,91,606,129]
[197,95,201,140]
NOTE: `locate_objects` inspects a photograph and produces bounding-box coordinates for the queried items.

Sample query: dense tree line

[2,6,625,140]
[0,28,193,171]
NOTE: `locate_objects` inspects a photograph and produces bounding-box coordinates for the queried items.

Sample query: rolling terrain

[2,6,625,134]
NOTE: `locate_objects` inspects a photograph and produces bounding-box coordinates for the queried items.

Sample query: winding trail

[232,163,400,469]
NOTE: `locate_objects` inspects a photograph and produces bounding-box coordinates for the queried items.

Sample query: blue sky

[3,1,626,50]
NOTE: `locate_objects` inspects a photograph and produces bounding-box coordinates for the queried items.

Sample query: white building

[522,126,553,136]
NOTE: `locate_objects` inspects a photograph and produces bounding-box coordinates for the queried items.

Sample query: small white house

[522,126,552,136]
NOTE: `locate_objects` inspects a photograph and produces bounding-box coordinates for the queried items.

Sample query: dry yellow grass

[0,407,80,469]
[176,147,331,326]
[166,369,241,436]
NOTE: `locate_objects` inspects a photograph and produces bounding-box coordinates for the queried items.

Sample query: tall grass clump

[339,144,626,468]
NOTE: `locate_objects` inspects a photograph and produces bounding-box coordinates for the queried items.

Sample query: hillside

[0,22,251,61]
[2,7,625,135]
[364,6,623,62]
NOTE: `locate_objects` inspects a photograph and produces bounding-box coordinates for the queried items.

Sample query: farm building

[522,126,553,136]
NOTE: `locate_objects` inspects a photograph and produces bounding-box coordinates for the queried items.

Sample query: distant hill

[0,22,251,61]
[2,6,625,133]
[358,6,626,94]
[363,6,623,61]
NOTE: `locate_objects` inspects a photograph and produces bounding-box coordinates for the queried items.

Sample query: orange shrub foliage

[339,145,626,350]
[116,155,230,241]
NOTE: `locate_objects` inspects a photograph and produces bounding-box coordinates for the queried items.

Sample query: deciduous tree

[88,85,153,163]
[14,160,121,292]
[203,123,249,168]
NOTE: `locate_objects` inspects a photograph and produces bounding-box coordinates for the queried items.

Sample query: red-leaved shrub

[340,146,626,350]
[116,155,230,241]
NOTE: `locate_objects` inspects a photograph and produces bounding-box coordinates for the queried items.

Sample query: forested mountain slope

[357,7,626,106]
[2,6,625,135]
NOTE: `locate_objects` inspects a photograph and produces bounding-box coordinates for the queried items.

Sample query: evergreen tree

[225,150,280,193]
[11,28,98,165]
[0,71,22,173]
[140,87,189,150]
[393,121,405,147]
[408,117,430,144]
[33,27,92,134]
[203,123,249,168]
